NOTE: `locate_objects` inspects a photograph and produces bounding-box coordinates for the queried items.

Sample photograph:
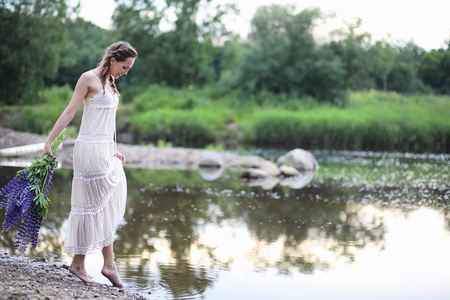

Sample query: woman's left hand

[114,151,126,164]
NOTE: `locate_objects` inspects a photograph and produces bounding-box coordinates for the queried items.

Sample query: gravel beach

[0,253,147,300]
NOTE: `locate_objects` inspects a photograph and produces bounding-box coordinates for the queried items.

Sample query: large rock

[246,177,280,190]
[233,155,280,176]
[276,148,319,171]
[241,168,270,179]
[279,165,300,177]
[199,150,222,168]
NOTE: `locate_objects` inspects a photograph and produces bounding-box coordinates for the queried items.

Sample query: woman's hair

[97,41,138,95]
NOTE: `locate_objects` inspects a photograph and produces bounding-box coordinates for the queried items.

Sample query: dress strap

[90,71,103,90]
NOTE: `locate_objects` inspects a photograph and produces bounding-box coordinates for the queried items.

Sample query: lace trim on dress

[84,89,119,109]
[84,98,118,109]
[63,234,115,255]
[71,161,121,215]
[70,184,114,214]
[76,133,113,143]
[73,162,115,181]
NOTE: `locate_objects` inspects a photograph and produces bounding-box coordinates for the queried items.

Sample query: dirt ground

[0,253,147,300]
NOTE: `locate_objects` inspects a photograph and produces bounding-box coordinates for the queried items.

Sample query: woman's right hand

[40,142,54,159]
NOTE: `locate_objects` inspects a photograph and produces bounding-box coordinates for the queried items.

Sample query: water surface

[0,150,449,299]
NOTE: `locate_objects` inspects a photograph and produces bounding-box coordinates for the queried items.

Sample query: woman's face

[109,57,136,79]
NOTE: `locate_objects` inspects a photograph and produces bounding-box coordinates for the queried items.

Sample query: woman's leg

[101,243,124,288]
[69,254,96,283]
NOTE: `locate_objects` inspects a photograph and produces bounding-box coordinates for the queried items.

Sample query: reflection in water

[0,151,449,299]
[279,170,316,189]
[198,166,224,181]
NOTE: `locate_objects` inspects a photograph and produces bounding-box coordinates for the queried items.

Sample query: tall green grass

[130,84,221,112]
[243,91,449,152]
[1,85,449,153]
[129,109,226,147]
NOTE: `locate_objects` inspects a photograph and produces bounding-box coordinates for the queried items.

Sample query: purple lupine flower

[1,168,43,250]
[29,206,43,249]
[16,204,42,250]
[0,129,66,251]
[43,158,56,198]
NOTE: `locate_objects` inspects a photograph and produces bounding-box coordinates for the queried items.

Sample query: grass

[243,91,449,152]
[1,86,448,153]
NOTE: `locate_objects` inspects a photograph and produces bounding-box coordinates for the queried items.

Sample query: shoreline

[0,252,147,300]
[0,126,279,172]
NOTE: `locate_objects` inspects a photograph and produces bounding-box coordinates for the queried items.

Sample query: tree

[418,47,450,94]
[113,0,163,86]
[112,0,236,88]
[45,18,114,88]
[367,41,396,91]
[326,19,373,90]
[229,4,346,103]
[0,0,70,105]
[388,41,430,93]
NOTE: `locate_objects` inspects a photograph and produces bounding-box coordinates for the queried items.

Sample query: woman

[41,41,138,288]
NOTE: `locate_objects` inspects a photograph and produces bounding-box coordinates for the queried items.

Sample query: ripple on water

[121,261,220,300]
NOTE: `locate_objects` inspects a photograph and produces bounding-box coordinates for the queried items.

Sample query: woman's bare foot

[101,266,124,288]
[68,265,96,284]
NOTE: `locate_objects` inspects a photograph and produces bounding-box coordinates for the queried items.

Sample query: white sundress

[63,71,127,255]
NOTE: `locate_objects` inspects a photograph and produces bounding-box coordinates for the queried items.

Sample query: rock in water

[199,150,223,168]
[276,148,319,171]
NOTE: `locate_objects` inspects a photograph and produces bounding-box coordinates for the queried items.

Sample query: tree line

[1,0,449,106]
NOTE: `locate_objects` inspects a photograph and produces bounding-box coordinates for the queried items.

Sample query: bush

[9,106,63,134]
[130,84,217,112]
[38,85,73,105]
[129,109,225,147]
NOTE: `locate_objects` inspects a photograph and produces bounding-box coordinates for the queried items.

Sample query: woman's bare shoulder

[78,70,102,97]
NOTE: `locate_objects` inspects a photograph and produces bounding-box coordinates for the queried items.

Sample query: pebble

[0,255,147,300]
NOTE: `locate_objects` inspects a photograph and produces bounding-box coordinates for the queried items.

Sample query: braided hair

[98,41,138,95]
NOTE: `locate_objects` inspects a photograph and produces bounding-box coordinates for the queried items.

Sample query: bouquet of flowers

[0,129,66,251]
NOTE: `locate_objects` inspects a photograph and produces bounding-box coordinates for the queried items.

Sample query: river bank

[0,126,276,171]
[0,252,147,299]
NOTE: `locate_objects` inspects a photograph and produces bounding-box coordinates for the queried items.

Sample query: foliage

[0,0,70,105]
[45,18,115,88]
[367,41,396,91]
[130,84,220,112]
[226,5,347,103]
[113,0,237,88]
[112,0,163,87]
[4,86,82,135]
[325,18,373,90]
[129,109,225,147]
[418,48,450,94]
[9,106,63,134]
[38,85,73,105]
[242,91,450,153]
[387,41,431,94]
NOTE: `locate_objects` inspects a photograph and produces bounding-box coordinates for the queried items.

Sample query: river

[0,149,449,299]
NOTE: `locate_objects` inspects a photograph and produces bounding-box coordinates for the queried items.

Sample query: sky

[76,0,449,51]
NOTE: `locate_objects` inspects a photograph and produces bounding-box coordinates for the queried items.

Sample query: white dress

[63,72,127,255]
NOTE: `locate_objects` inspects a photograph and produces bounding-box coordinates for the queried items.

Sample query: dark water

[0,150,449,300]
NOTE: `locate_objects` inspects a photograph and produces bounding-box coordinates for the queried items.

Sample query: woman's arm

[40,73,91,158]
